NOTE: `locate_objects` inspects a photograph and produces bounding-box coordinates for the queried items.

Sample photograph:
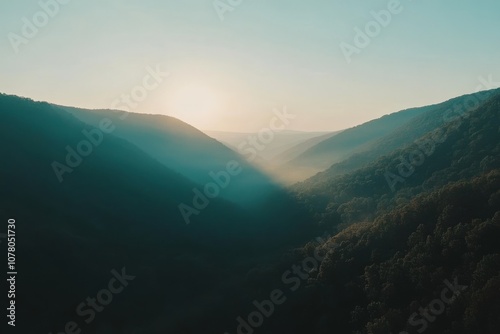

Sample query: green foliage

[272,92,500,333]
[295,91,500,228]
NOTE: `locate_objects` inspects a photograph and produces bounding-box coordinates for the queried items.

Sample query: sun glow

[167,84,221,127]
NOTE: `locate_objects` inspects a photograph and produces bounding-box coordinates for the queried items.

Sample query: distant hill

[205,130,333,162]
[274,131,341,164]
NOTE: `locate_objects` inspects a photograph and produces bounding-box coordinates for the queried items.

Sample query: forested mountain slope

[58,105,282,208]
[317,89,499,180]
[287,90,498,182]
[0,94,312,333]
[295,91,500,228]
[271,171,500,334]
[256,90,500,334]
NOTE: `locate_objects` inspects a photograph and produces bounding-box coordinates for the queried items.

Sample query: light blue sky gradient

[1,0,499,131]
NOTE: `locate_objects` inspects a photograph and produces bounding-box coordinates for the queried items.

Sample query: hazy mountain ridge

[205,130,335,162]
[284,90,499,183]
[287,104,433,172]
[309,89,500,181]
[274,131,342,163]
[57,105,284,208]
[0,93,312,333]
[294,90,500,226]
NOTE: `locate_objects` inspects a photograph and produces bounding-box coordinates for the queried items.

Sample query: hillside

[286,90,499,182]
[220,91,500,334]
[57,105,283,208]
[276,171,500,334]
[295,90,500,226]
[315,89,500,180]
[0,93,312,333]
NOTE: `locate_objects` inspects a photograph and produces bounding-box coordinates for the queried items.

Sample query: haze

[1,0,499,132]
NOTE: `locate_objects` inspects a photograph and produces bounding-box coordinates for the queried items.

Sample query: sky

[0,0,499,132]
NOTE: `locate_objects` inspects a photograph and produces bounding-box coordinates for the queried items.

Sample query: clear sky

[1,0,499,132]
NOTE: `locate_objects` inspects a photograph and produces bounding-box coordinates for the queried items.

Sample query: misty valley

[1,87,499,333]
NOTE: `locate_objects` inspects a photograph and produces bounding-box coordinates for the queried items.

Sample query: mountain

[56,105,283,209]
[226,90,500,334]
[287,106,432,174]
[0,93,312,333]
[3,87,499,334]
[313,89,500,181]
[295,89,500,219]
[286,89,499,182]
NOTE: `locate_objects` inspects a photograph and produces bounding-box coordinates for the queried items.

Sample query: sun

[167,84,220,127]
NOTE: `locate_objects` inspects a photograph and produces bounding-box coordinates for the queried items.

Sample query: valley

[1,88,499,333]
